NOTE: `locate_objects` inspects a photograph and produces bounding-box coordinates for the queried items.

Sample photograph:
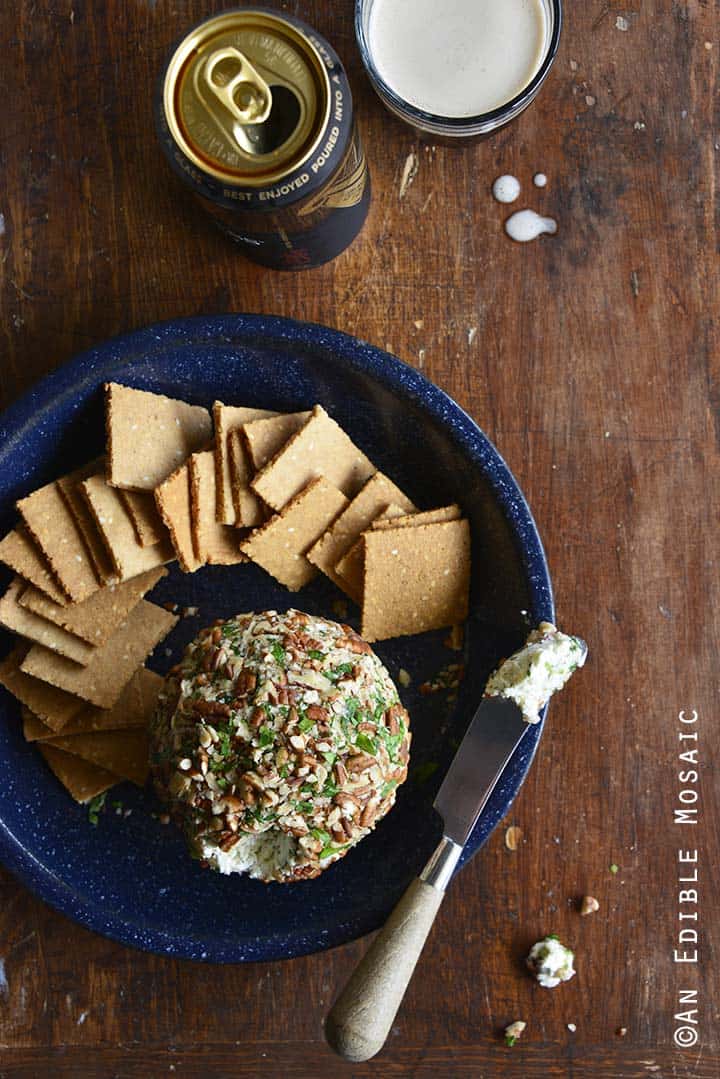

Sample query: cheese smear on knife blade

[484,621,587,724]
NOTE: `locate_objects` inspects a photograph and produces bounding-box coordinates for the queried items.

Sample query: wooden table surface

[1,2,718,1077]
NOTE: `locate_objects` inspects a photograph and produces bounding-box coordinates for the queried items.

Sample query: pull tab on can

[204,47,273,126]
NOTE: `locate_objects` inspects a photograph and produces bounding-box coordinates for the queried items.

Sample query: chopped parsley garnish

[329,662,354,681]
[297,801,315,814]
[355,732,377,755]
[87,792,107,826]
[312,828,331,845]
[320,841,349,860]
[610,863,619,875]
[321,750,336,768]
[258,726,275,747]
[505,1034,517,1048]
[279,764,289,779]
[380,780,398,799]
[345,698,361,723]
[322,780,339,798]
[270,642,286,666]
[298,717,314,732]
[308,649,325,660]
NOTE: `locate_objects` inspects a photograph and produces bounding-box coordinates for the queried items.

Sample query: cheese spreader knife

[324,696,545,1062]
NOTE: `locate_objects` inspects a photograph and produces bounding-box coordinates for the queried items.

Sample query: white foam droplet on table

[533,173,547,188]
[505,209,558,243]
[492,175,521,204]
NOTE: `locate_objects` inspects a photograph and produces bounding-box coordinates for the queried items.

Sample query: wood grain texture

[0,2,718,1077]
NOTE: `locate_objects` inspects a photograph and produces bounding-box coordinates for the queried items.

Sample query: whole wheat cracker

[241,477,348,592]
[57,461,117,583]
[120,489,167,547]
[20,600,178,708]
[189,450,246,566]
[0,578,96,664]
[105,382,212,491]
[306,472,417,593]
[0,643,85,731]
[230,410,312,527]
[44,728,149,786]
[242,411,312,470]
[228,430,267,528]
[19,567,166,645]
[39,742,119,803]
[0,527,68,605]
[360,518,471,642]
[334,503,411,599]
[370,504,461,531]
[17,479,101,603]
[154,463,200,573]
[80,474,175,579]
[213,402,277,525]
[22,667,162,742]
[251,405,376,512]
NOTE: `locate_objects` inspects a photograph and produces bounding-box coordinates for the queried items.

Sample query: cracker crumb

[398,668,411,687]
[413,319,424,330]
[580,895,599,916]
[567,1023,577,1033]
[616,1026,627,1037]
[505,825,523,851]
[585,95,596,107]
[182,606,199,617]
[615,15,629,30]
[467,327,477,345]
[443,624,464,651]
[399,151,419,199]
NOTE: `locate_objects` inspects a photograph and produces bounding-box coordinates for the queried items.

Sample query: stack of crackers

[0,382,471,803]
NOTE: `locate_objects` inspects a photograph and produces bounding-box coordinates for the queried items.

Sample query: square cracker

[80,474,175,580]
[335,505,463,600]
[370,504,461,531]
[17,479,101,603]
[360,518,471,642]
[105,382,213,491]
[120,489,167,547]
[251,405,376,512]
[213,402,277,525]
[22,667,162,741]
[57,462,117,583]
[39,743,119,803]
[0,643,84,731]
[231,411,311,527]
[44,728,149,786]
[154,463,200,573]
[0,527,68,605]
[242,411,312,470]
[334,504,410,599]
[228,430,266,529]
[20,600,178,708]
[306,472,416,592]
[189,450,246,566]
[19,567,166,645]
[241,477,348,592]
[0,578,95,664]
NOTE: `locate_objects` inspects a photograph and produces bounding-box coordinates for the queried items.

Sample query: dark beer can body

[156,9,370,271]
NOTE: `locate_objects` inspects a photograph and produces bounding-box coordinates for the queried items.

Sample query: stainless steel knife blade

[433,696,528,847]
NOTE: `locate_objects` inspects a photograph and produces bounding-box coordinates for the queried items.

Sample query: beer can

[156,8,371,270]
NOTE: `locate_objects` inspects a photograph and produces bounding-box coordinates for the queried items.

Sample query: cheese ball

[150,609,411,883]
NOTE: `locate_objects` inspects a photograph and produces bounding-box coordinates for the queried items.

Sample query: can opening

[236,86,302,156]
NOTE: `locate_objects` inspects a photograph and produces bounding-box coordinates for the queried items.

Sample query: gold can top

[163,10,331,186]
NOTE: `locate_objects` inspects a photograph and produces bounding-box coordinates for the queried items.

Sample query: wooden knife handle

[325,877,445,1062]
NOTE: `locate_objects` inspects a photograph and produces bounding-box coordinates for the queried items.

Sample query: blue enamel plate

[0,315,553,962]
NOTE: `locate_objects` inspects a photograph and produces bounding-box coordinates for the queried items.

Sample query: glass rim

[354,0,563,131]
